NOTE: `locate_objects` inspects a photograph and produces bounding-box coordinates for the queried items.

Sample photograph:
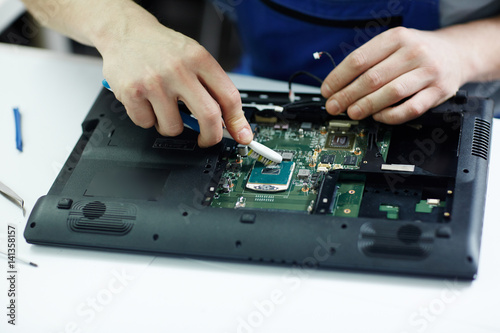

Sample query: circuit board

[210,119,391,216]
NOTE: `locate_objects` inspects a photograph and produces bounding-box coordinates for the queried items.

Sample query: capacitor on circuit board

[237,144,249,157]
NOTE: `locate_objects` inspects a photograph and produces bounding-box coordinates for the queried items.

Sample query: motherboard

[211,117,392,218]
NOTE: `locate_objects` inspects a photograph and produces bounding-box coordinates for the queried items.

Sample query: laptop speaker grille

[471,118,491,160]
[67,201,136,235]
[358,223,433,259]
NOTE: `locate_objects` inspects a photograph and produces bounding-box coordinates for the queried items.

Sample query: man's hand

[100,22,252,147]
[321,27,467,124]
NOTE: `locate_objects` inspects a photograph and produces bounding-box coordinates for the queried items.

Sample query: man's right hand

[99,20,253,147]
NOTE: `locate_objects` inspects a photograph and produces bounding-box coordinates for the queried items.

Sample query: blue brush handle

[181,112,231,139]
[179,112,201,132]
[102,79,112,91]
[102,79,202,133]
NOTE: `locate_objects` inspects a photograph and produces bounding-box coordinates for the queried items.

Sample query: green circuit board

[210,119,391,216]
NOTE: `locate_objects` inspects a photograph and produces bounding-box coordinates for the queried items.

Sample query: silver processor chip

[246,161,296,192]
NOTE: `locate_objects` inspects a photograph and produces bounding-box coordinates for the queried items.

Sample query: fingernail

[350,105,362,119]
[326,99,340,114]
[372,113,382,122]
[237,127,253,143]
[321,83,332,97]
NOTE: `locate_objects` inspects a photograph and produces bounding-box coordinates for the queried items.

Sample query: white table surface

[1,42,499,333]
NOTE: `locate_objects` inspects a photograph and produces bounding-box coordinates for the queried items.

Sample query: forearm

[20,0,158,52]
[435,15,500,83]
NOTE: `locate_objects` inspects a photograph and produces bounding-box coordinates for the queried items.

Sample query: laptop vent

[67,201,136,235]
[358,223,433,259]
[471,118,491,160]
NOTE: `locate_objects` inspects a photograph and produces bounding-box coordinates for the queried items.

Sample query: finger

[372,86,448,124]
[121,93,157,129]
[147,88,184,137]
[347,67,434,120]
[321,27,409,98]
[179,79,224,148]
[325,51,418,115]
[198,60,253,145]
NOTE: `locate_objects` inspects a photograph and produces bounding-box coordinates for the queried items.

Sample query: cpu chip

[246,161,295,192]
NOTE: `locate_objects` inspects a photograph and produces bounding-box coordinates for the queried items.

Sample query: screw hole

[304,260,316,268]
[203,170,210,174]
[99,113,105,117]
[153,234,159,241]
[467,255,473,263]
[329,247,336,255]
[182,211,188,217]
[341,224,347,229]
[30,222,36,228]
[463,169,469,173]
[235,240,242,248]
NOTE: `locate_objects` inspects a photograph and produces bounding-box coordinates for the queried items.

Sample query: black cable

[314,51,336,69]
[287,70,324,101]
[288,70,324,90]
[287,51,337,102]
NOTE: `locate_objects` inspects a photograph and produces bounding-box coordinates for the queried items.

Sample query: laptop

[24,88,493,279]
